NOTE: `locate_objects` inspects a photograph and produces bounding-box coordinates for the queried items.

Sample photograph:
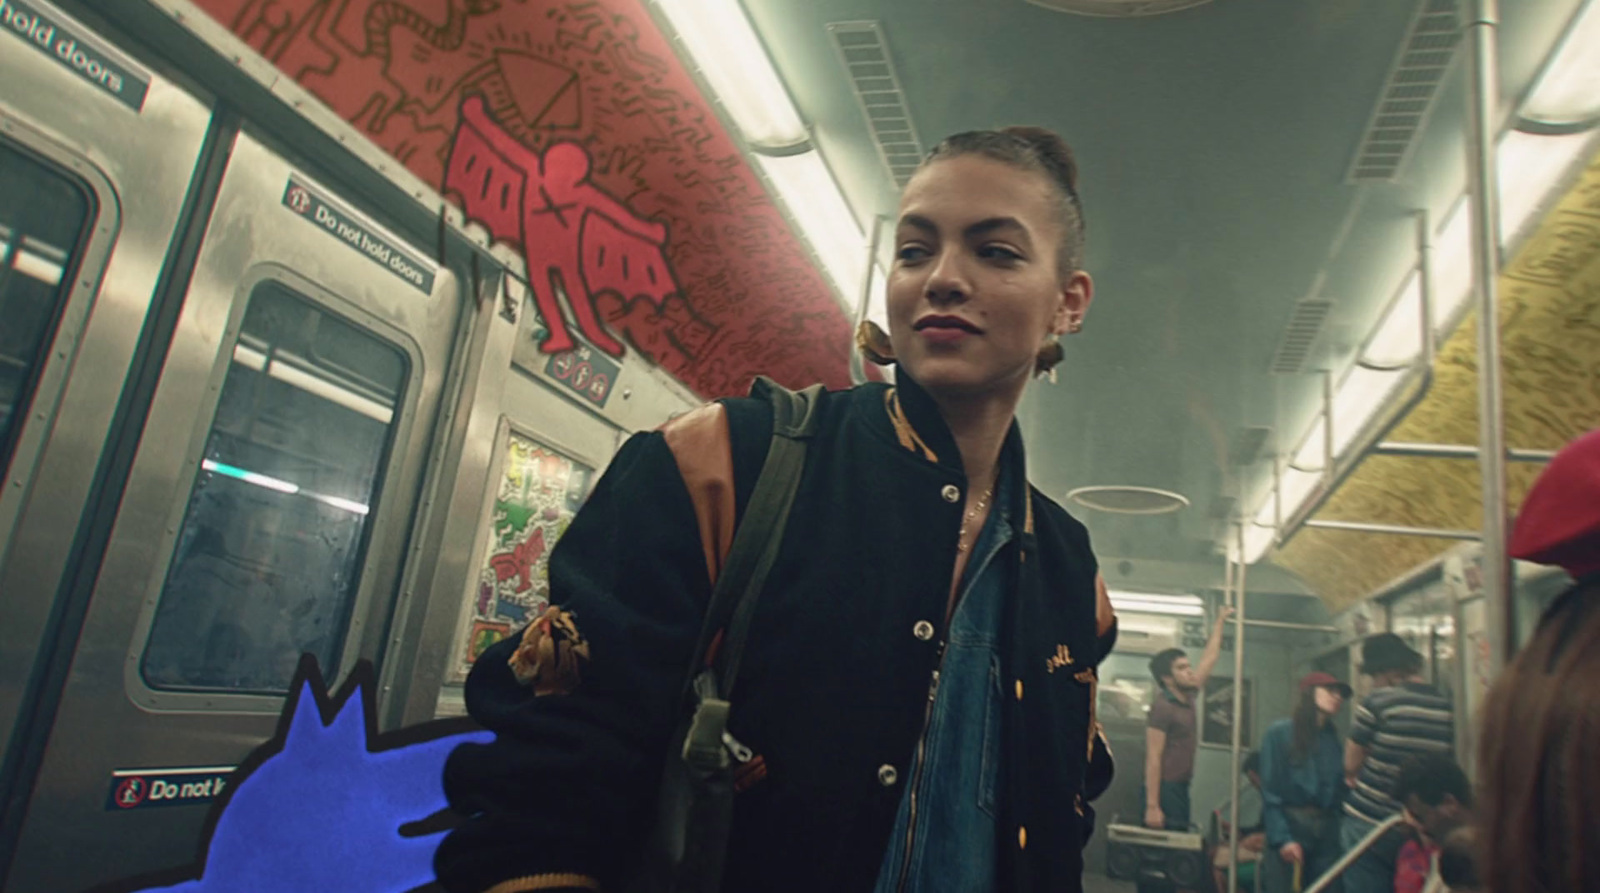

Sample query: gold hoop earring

[856,320,896,365]
[1067,318,1084,335]
[1034,339,1064,381]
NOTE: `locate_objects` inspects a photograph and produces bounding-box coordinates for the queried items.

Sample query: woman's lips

[917,326,973,345]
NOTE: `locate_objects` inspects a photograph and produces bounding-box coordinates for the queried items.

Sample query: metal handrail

[1303,814,1408,893]
[847,216,887,387]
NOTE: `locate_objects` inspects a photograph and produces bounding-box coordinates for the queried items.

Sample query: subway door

[3,131,461,892]
[0,1,213,886]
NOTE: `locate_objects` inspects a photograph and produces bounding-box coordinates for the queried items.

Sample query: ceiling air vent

[1022,0,1215,16]
[1270,299,1333,375]
[827,21,924,187]
[1346,0,1460,183]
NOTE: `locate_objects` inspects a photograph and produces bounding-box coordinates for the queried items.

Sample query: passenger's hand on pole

[1215,605,1236,629]
[1279,841,1304,865]
[1145,805,1165,829]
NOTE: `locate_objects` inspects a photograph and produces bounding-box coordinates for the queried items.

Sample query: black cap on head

[1361,632,1423,675]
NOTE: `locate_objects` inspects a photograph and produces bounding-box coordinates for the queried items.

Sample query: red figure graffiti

[445,94,679,356]
[489,526,546,595]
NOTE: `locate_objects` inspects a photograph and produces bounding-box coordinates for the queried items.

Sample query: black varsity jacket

[435,373,1118,893]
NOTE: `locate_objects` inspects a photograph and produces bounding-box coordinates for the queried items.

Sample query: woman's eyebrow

[896,214,1031,242]
[963,217,1029,242]
[897,213,937,235]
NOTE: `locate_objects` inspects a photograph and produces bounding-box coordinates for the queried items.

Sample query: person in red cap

[1476,427,1600,893]
[1256,672,1351,893]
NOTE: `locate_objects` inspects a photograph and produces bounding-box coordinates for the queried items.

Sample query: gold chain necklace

[957,482,996,553]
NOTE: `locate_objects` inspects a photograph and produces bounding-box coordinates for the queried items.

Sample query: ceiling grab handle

[1464,0,1514,675]
[849,216,887,386]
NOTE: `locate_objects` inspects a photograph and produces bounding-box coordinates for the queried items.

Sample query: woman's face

[887,155,1092,400]
[1314,685,1345,715]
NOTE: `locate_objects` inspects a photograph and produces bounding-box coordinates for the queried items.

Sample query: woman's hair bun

[1000,125,1079,195]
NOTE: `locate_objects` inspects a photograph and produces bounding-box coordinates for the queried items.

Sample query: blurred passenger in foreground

[435,126,1118,893]
[1480,428,1600,893]
[1211,751,1265,893]
[1259,672,1350,893]
[1391,754,1473,893]
[1340,633,1453,893]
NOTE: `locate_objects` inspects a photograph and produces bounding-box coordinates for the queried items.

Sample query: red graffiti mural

[197,0,858,397]
[445,95,677,356]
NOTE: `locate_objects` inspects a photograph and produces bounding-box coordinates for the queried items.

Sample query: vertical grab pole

[848,215,886,386]
[1227,522,1249,893]
[1463,0,1513,673]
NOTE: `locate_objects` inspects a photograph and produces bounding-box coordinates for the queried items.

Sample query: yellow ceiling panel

[1278,148,1600,610]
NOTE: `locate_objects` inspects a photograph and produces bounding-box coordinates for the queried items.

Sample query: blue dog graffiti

[104,655,491,893]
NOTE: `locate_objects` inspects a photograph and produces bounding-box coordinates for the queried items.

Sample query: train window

[0,142,92,481]
[140,281,408,693]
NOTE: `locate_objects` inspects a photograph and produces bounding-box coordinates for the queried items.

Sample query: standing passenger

[1258,672,1350,893]
[435,127,1118,893]
[1142,608,1234,834]
[1340,634,1454,893]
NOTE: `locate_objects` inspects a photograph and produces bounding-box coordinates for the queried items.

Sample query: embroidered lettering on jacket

[1045,644,1075,673]
[508,606,591,696]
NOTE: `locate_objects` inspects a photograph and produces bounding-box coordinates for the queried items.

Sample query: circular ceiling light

[1067,485,1191,515]
[1022,0,1216,17]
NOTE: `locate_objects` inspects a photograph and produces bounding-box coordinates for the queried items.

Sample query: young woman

[434,128,1118,893]
[1478,428,1600,893]
[1258,672,1350,893]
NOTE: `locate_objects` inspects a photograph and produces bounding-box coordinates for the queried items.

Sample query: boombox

[1104,821,1207,888]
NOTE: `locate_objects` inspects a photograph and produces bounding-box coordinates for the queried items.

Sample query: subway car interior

[0,0,1596,890]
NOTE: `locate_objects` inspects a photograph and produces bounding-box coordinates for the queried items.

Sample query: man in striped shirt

[1340,633,1455,893]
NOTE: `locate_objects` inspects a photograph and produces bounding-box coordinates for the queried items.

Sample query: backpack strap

[681,378,821,763]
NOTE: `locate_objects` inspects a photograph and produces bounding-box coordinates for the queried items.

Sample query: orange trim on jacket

[659,403,737,585]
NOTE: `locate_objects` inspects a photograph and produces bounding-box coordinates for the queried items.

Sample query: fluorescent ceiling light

[1292,418,1327,472]
[653,0,807,149]
[310,493,371,516]
[1499,129,1596,242]
[1361,271,1424,368]
[202,459,299,494]
[1109,591,1204,617]
[1109,598,1204,617]
[1330,365,1409,458]
[756,151,867,300]
[12,244,64,286]
[1235,519,1276,565]
[1428,197,1473,336]
[1519,0,1600,126]
[233,343,395,424]
[1278,466,1321,519]
[232,343,268,372]
[1108,591,1202,606]
[1287,366,1407,468]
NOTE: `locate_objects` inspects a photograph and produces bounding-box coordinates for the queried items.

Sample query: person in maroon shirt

[1143,607,1234,833]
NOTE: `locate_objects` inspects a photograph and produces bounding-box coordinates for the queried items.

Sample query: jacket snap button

[1018,825,1027,850]
[878,764,899,786]
[913,620,935,641]
[1015,679,1024,700]
[941,484,960,503]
